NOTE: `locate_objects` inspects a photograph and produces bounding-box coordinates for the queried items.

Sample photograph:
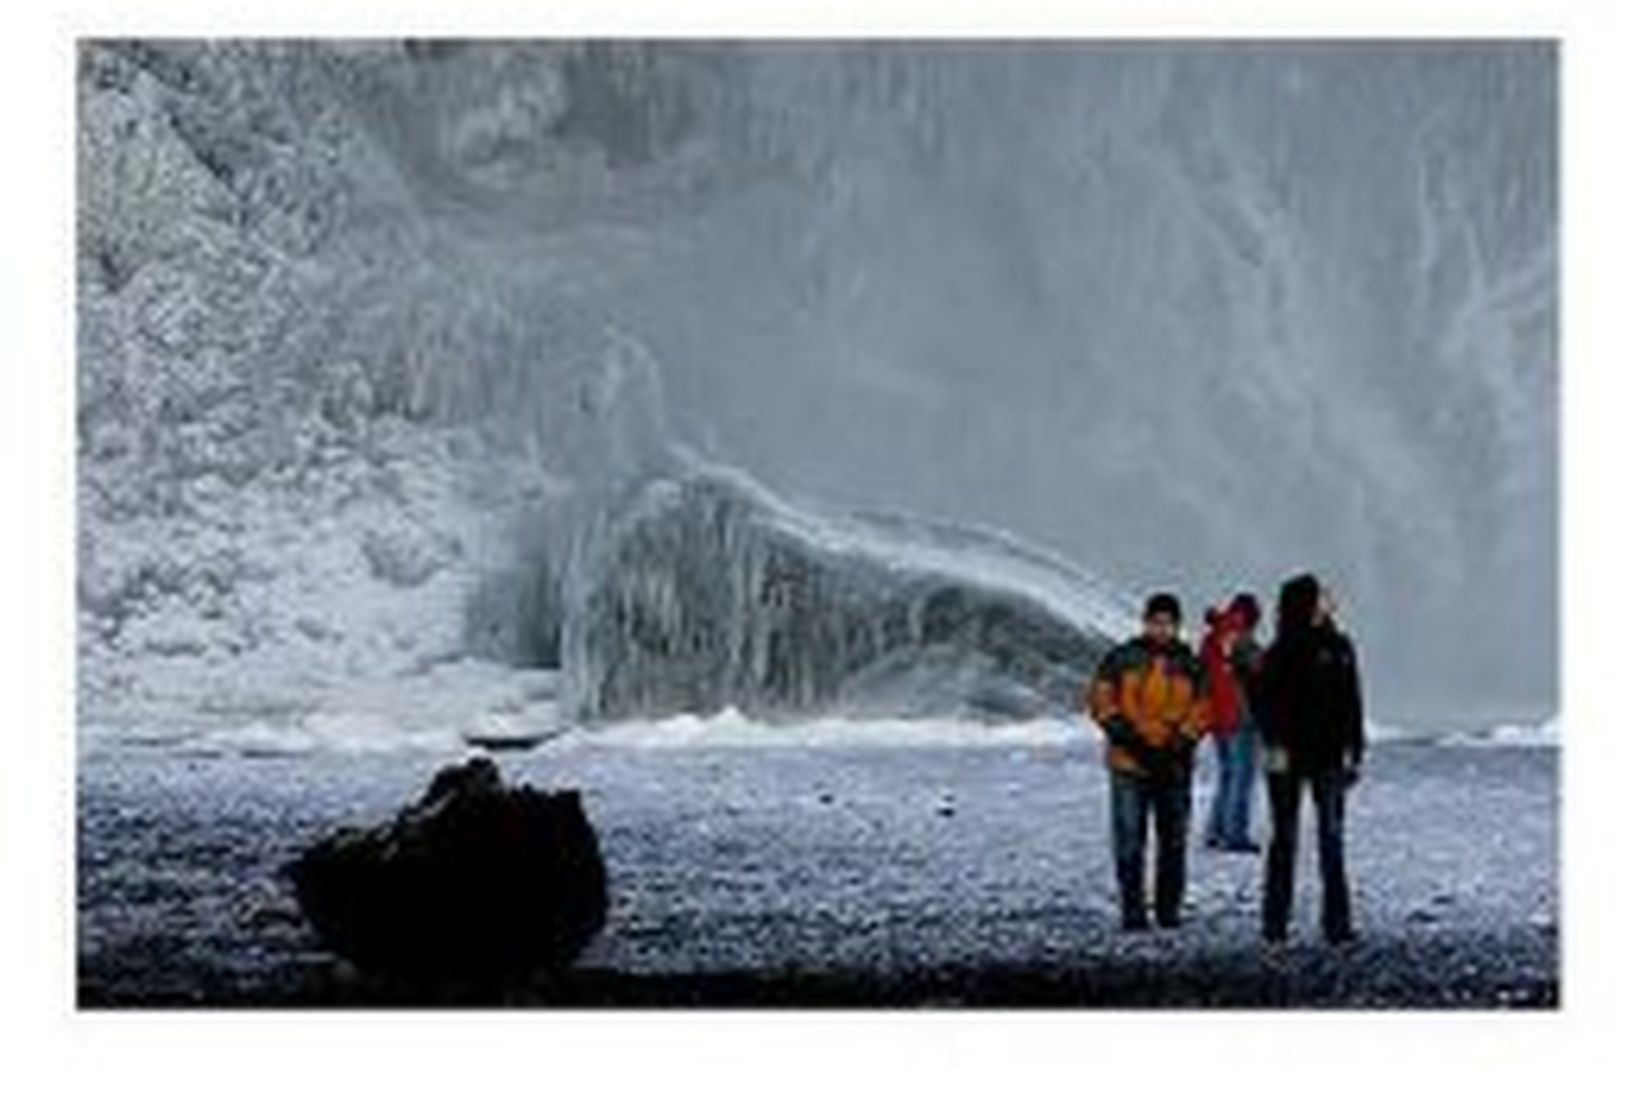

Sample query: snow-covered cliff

[76,41,1556,732]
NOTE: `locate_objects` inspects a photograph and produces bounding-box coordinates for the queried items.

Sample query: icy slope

[562,460,1127,721]
[75,41,674,722]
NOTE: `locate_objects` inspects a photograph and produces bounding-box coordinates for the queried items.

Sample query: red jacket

[1199,608,1244,739]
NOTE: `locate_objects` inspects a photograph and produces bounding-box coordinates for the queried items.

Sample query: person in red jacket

[1201,593,1263,852]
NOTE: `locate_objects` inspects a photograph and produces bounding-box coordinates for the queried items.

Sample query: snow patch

[1370,716,1560,748]
[1437,717,1561,749]
[570,707,1090,750]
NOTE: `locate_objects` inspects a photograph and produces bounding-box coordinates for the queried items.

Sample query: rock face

[287,757,607,981]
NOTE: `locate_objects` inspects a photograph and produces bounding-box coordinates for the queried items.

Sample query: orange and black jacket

[1085,637,1212,775]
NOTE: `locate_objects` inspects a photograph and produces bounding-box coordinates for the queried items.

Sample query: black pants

[1262,768,1353,941]
[1110,767,1192,926]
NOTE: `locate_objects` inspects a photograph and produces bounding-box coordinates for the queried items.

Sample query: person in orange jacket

[1086,592,1212,930]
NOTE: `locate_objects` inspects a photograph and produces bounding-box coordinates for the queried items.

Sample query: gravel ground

[76,735,1558,1008]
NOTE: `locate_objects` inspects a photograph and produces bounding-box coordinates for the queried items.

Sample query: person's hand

[1265,745,1290,775]
[1342,760,1361,788]
[1136,743,1171,777]
[1157,734,1195,778]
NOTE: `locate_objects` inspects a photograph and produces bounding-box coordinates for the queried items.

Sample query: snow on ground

[79,659,563,758]
[83,693,1561,761]
[77,725,1558,1007]
[79,449,1135,750]
[582,708,1084,750]
[1368,717,1561,748]
[1438,718,1562,748]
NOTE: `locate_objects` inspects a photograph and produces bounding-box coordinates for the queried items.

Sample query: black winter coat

[1252,625,1365,775]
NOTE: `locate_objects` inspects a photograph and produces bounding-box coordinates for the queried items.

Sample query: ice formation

[560,459,1125,721]
[76,41,1557,736]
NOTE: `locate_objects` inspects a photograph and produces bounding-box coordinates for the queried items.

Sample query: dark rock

[286,757,607,982]
[460,731,555,753]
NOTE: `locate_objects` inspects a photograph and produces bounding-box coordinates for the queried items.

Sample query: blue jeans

[1208,720,1259,846]
[1110,766,1193,926]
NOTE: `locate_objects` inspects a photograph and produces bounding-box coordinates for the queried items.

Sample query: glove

[1135,734,1192,780]
[1135,743,1173,778]
[1103,718,1154,761]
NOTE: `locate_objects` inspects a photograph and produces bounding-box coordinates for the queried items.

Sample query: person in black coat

[1252,573,1365,945]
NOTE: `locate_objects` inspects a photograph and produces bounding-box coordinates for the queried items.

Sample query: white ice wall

[76,41,1557,728]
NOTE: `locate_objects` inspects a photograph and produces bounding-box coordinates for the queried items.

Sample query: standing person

[1086,593,1211,930]
[1203,593,1264,853]
[1253,574,1365,946]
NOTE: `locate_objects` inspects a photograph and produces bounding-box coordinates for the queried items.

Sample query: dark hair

[1275,574,1321,642]
[1144,592,1182,623]
[1230,591,1262,629]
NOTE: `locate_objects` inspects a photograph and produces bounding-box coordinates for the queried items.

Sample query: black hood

[1276,573,1322,643]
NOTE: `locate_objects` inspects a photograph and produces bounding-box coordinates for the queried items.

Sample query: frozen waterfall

[76,40,1556,732]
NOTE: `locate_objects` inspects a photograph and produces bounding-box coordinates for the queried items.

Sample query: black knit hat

[1230,591,1262,629]
[1143,592,1182,623]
